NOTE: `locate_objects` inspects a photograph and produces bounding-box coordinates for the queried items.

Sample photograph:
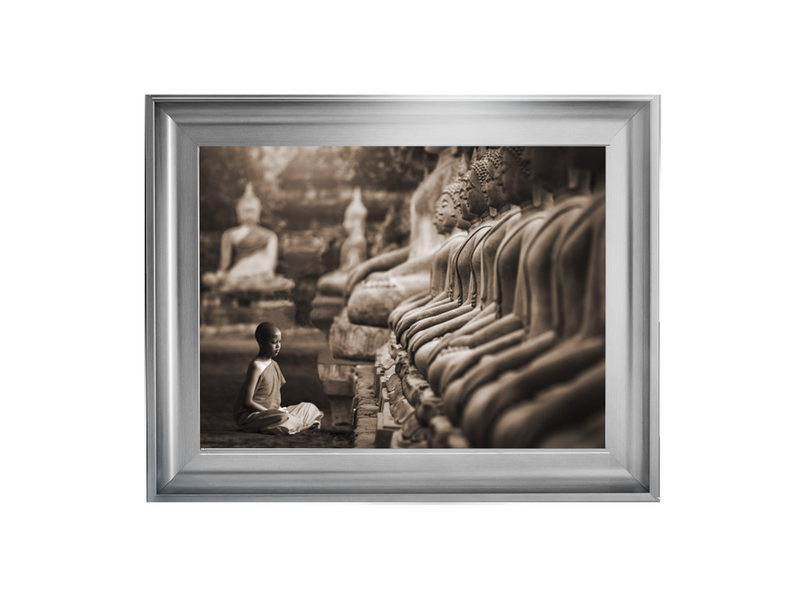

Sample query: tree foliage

[349,147,435,191]
[199,147,287,231]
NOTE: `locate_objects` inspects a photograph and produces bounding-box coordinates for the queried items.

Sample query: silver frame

[146,95,660,502]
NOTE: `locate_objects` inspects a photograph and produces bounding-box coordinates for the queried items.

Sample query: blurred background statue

[202,183,293,292]
[316,188,368,296]
[345,147,466,327]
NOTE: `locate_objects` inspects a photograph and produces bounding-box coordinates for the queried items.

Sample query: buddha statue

[387,179,470,328]
[409,147,536,376]
[344,147,465,327]
[316,188,368,296]
[467,191,606,447]
[202,183,293,292]
[426,148,570,394]
[394,153,496,349]
[490,361,605,448]
[440,149,603,424]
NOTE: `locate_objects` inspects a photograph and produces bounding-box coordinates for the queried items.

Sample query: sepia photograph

[200,145,606,449]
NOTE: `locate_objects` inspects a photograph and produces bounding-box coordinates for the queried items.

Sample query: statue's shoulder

[251,225,278,242]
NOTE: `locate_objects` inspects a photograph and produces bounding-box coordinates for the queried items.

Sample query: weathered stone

[374,390,402,448]
[317,357,357,397]
[311,294,344,328]
[329,309,390,361]
[354,433,376,449]
[373,366,382,401]
[389,395,415,424]
[385,372,403,401]
[375,343,395,371]
[352,364,379,449]
[428,415,469,449]
[403,375,429,408]
[401,412,426,440]
[415,392,443,427]
[390,430,428,449]
[444,432,471,448]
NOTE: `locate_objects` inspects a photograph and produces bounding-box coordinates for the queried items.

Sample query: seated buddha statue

[410,147,542,377]
[427,148,577,395]
[490,361,605,448]
[202,183,293,292]
[387,179,470,329]
[345,147,465,327]
[316,188,368,296]
[440,150,602,420]
[424,149,566,392]
[462,197,605,447]
[394,153,496,350]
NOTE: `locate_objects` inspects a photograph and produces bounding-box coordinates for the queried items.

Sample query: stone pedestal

[201,288,295,330]
[329,308,390,361]
[311,294,344,331]
[429,416,471,448]
[374,385,401,448]
[352,365,380,449]
[317,350,358,432]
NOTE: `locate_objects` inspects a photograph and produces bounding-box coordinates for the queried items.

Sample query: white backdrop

[3,2,802,602]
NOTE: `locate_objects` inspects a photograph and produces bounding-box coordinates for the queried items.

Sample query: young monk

[232,322,324,434]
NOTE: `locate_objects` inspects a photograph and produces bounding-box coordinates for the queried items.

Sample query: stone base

[387,350,472,448]
[329,308,390,361]
[311,294,344,330]
[317,349,359,431]
[202,289,295,329]
[217,276,295,295]
[429,416,471,448]
[374,385,401,448]
[316,269,349,297]
[353,365,380,449]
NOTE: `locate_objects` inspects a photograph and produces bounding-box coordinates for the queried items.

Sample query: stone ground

[200,328,354,448]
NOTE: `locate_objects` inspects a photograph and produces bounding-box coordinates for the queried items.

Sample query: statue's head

[439,180,468,233]
[494,147,534,205]
[569,147,605,184]
[475,149,508,210]
[461,155,491,219]
[343,188,367,235]
[433,192,447,233]
[235,183,262,226]
[526,147,572,193]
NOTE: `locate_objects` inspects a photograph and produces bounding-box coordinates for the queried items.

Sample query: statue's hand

[202,270,226,288]
[344,264,368,297]
[344,247,411,297]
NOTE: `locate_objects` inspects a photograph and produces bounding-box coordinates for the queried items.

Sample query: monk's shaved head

[255,322,280,343]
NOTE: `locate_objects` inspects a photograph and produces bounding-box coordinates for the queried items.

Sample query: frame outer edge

[150,94,658,104]
[145,95,660,501]
[145,95,157,501]
[150,492,660,503]
[650,95,660,500]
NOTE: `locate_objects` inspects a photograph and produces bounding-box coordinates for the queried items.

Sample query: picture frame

[145,95,659,502]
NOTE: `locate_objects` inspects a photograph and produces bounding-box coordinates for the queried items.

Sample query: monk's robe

[233,361,323,435]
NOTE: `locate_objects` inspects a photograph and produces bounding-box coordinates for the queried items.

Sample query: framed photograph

[146,95,659,501]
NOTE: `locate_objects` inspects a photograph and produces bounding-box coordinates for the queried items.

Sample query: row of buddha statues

[340,146,606,448]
